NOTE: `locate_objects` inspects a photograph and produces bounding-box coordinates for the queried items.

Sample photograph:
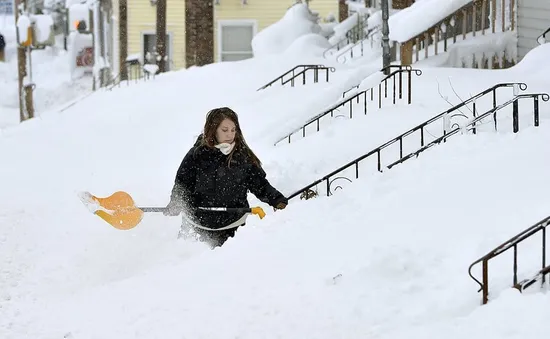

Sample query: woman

[164,107,288,248]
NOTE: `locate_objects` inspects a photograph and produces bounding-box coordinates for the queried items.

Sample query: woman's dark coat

[169,139,287,229]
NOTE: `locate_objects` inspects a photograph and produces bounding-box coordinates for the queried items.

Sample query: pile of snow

[31,14,55,44]
[283,33,332,58]
[2,12,550,338]
[446,31,517,68]
[388,0,472,42]
[16,14,31,42]
[330,12,361,43]
[512,43,550,77]
[251,3,325,57]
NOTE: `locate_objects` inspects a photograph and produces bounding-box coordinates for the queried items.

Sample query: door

[143,33,171,71]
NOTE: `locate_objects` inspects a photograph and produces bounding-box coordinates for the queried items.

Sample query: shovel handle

[199,207,266,219]
[139,207,168,212]
[137,206,266,219]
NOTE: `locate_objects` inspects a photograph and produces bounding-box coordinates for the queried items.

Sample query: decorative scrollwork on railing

[328,176,353,195]
[300,188,319,200]
[449,113,469,130]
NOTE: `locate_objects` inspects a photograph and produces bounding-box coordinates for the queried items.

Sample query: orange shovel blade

[95,208,144,230]
[81,191,145,230]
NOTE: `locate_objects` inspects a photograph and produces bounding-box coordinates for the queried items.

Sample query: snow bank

[332,13,360,39]
[251,3,325,57]
[357,70,387,91]
[283,34,332,58]
[512,43,550,79]
[388,0,472,42]
[446,31,517,68]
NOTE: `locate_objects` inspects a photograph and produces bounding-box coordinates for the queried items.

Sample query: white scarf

[215,142,235,155]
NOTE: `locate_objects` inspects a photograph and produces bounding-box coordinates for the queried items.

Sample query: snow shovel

[78,191,266,230]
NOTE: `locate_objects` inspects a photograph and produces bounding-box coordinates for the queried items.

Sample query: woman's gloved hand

[275,202,287,210]
[273,197,288,211]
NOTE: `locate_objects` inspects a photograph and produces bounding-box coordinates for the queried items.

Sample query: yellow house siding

[309,0,340,22]
[127,0,187,70]
[214,1,340,62]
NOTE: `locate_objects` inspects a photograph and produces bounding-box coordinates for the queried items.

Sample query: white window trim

[217,19,258,62]
[140,30,174,70]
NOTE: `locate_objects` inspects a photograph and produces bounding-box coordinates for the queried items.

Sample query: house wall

[127,0,186,70]
[213,0,339,62]
[517,0,550,60]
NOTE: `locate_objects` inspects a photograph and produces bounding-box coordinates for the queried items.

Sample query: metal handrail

[286,83,534,200]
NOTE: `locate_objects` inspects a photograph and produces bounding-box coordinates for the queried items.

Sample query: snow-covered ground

[2,5,550,339]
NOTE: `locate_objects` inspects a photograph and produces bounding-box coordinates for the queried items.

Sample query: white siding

[517,0,550,59]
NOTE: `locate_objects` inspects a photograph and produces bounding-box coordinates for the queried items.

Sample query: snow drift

[251,3,325,57]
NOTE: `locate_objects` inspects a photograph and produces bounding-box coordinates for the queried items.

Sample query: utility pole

[155,0,167,73]
[381,0,391,74]
[119,0,128,80]
[15,0,34,122]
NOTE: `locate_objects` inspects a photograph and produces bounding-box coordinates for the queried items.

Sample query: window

[142,33,171,71]
[219,20,256,62]
[0,0,14,15]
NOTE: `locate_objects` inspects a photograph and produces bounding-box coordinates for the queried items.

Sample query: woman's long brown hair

[200,107,262,167]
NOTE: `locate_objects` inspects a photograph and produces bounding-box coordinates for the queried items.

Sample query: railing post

[543,228,547,285]
[482,259,489,304]
[400,41,414,66]
[472,101,477,134]
[512,99,519,133]
[393,75,396,104]
[493,89,498,130]
[399,71,403,99]
[364,92,367,115]
[534,96,540,127]
[408,70,412,104]
[513,245,518,286]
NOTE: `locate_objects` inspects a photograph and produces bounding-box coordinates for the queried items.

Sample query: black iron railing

[336,26,381,64]
[515,265,550,291]
[274,66,422,145]
[279,66,336,87]
[537,27,550,45]
[107,67,155,91]
[341,65,414,98]
[257,65,332,90]
[468,215,550,304]
[286,84,546,200]
[387,93,548,168]
[324,14,370,58]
